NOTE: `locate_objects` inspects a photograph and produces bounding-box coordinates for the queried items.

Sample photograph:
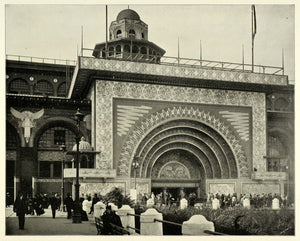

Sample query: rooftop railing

[7,50,285,76]
[6,54,76,66]
[83,48,285,76]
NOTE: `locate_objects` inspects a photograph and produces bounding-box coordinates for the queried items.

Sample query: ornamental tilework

[80,182,126,196]
[95,81,266,178]
[81,57,287,86]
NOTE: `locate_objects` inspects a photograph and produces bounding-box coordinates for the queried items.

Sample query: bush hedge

[134,205,294,235]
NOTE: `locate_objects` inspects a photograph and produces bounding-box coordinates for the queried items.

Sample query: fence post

[117,205,135,234]
[182,215,215,235]
[140,208,163,235]
[272,198,280,210]
[93,201,106,219]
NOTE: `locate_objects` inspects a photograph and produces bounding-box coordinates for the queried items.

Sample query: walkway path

[5,206,97,235]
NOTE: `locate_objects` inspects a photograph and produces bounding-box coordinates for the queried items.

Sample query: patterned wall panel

[242,183,281,194]
[80,182,126,196]
[94,81,266,178]
[209,183,235,195]
[81,57,287,86]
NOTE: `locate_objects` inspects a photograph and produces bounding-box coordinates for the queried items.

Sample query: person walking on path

[13,192,27,230]
[64,193,74,219]
[49,193,60,218]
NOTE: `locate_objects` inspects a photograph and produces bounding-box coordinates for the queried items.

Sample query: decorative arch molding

[119,106,248,178]
[158,161,191,179]
[32,116,87,148]
[144,137,219,178]
[133,121,237,179]
[146,143,211,178]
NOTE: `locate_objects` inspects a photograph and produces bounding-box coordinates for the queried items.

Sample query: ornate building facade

[6,9,294,203]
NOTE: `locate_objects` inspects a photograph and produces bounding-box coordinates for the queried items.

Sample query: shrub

[135,205,295,235]
[103,187,133,208]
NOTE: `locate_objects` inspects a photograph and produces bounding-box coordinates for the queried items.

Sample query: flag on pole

[252,5,257,38]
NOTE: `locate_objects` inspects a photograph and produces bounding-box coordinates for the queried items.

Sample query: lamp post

[60,144,66,212]
[132,157,139,190]
[73,108,84,223]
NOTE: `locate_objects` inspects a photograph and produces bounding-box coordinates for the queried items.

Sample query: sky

[4,3,295,81]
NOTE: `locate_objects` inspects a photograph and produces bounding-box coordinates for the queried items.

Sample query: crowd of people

[139,191,291,209]
[206,192,290,209]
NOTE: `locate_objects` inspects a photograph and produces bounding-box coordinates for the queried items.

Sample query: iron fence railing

[6,54,76,66]
[82,48,284,76]
[7,50,284,76]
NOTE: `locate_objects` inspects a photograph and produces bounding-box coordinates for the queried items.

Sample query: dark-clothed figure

[64,193,74,219]
[13,192,27,230]
[101,205,123,235]
[49,193,60,218]
[90,193,100,214]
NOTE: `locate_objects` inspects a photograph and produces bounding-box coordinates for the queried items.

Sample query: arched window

[102,48,106,58]
[38,126,77,178]
[132,45,139,53]
[34,80,54,96]
[8,78,30,94]
[57,82,66,97]
[109,47,114,57]
[38,126,76,149]
[141,32,145,39]
[141,46,147,55]
[129,29,135,38]
[124,45,130,53]
[267,135,287,172]
[116,45,121,55]
[116,29,122,38]
[274,98,289,111]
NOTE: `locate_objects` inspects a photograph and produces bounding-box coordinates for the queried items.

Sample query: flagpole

[177,37,180,65]
[200,40,202,67]
[81,26,83,56]
[251,6,254,72]
[282,48,285,75]
[242,44,245,71]
[105,5,108,58]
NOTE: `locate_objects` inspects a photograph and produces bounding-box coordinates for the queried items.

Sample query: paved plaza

[5,206,97,235]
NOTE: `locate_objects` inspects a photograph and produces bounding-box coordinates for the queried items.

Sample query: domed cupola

[116,9,140,21]
[72,137,93,152]
[93,8,165,63]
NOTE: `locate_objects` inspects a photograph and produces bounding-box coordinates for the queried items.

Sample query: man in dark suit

[13,192,27,230]
[49,193,60,218]
[64,193,74,219]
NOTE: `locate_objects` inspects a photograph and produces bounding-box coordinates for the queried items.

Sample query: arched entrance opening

[130,118,239,201]
[151,149,204,203]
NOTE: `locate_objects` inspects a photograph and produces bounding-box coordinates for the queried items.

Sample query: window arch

[124,45,130,53]
[116,45,121,55]
[116,29,122,38]
[109,47,114,57]
[34,80,54,96]
[57,82,66,97]
[141,46,147,55]
[274,97,289,111]
[267,134,287,172]
[38,126,76,150]
[8,78,30,94]
[132,45,139,53]
[102,48,106,58]
[129,29,135,37]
